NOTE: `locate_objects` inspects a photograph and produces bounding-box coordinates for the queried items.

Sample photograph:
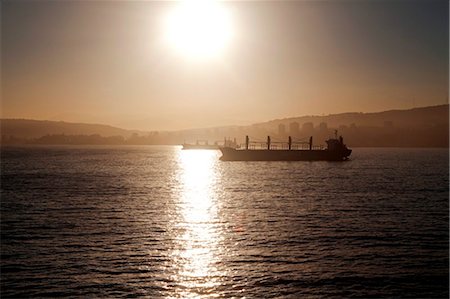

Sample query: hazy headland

[1,104,448,147]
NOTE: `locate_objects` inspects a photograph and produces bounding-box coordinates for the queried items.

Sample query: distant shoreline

[1,104,448,148]
[1,144,448,149]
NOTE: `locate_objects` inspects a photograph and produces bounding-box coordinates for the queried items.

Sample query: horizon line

[1,103,448,133]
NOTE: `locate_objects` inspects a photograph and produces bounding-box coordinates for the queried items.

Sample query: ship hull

[219,147,352,161]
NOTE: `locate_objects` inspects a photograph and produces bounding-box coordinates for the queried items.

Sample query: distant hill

[238,104,449,147]
[1,104,448,147]
[259,104,449,130]
[0,119,136,139]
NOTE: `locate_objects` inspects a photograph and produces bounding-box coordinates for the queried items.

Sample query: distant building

[289,122,300,136]
[302,122,314,132]
[318,122,328,131]
[278,123,286,136]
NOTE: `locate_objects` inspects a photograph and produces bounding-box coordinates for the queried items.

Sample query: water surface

[1,146,448,298]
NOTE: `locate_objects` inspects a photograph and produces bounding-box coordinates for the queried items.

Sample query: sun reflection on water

[172,149,223,298]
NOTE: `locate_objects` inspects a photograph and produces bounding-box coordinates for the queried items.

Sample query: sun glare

[173,149,224,296]
[165,0,233,59]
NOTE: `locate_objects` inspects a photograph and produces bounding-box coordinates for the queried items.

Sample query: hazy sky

[2,0,448,130]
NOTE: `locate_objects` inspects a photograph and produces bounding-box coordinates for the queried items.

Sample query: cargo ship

[182,140,218,150]
[182,138,239,150]
[219,134,351,161]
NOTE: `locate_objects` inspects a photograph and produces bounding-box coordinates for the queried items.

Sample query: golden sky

[2,1,448,130]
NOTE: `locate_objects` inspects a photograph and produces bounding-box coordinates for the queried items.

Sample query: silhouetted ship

[182,138,239,150]
[219,134,352,161]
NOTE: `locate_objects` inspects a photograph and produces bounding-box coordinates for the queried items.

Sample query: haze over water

[1,146,448,298]
[2,1,448,130]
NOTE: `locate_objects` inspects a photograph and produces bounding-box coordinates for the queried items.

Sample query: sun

[165,0,233,59]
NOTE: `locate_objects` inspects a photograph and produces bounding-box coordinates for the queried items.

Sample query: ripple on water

[1,146,448,298]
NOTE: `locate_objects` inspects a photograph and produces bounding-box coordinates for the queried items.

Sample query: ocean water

[1,146,448,298]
